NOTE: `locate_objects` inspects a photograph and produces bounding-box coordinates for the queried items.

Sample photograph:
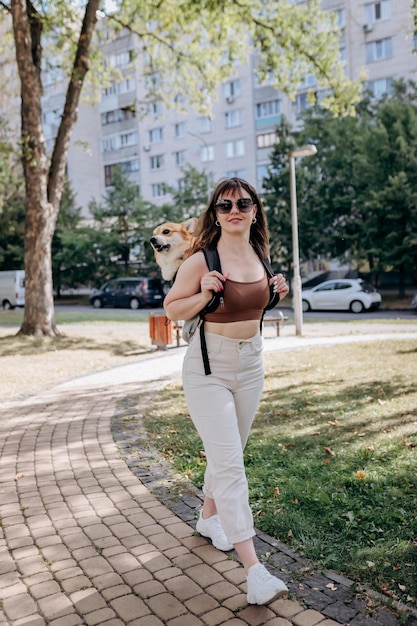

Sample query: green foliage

[112,0,360,116]
[264,81,417,293]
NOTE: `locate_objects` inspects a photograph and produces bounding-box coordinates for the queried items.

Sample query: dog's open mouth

[153,243,171,252]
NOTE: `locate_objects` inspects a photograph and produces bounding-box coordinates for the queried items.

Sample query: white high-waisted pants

[182,330,264,544]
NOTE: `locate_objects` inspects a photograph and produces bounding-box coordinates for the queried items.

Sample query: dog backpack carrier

[182,248,280,375]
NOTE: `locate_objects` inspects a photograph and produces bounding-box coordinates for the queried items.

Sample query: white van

[0,270,25,309]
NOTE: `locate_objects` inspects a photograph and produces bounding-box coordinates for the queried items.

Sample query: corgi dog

[150,217,198,281]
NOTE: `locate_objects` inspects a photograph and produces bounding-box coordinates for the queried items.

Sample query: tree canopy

[0,0,361,335]
[263,80,417,296]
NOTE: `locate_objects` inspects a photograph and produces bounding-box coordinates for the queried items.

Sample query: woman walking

[164,177,289,605]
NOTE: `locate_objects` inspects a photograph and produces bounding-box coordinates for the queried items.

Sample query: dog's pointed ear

[183,217,198,233]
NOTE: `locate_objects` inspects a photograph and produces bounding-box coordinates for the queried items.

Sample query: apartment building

[42,0,416,214]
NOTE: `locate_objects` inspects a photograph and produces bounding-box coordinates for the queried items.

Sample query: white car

[299,279,381,314]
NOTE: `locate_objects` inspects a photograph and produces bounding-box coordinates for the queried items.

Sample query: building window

[175,122,187,138]
[256,132,278,149]
[149,127,163,143]
[109,50,134,68]
[175,150,186,166]
[255,100,281,119]
[102,132,138,152]
[257,164,269,190]
[365,1,391,24]
[227,169,246,179]
[150,155,164,170]
[201,145,214,162]
[366,37,393,63]
[336,8,345,29]
[294,92,311,113]
[367,77,393,98]
[177,178,185,192]
[226,140,245,158]
[104,159,139,186]
[152,183,166,198]
[199,116,212,134]
[102,78,135,97]
[147,100,163,116]
[101,108,135,126]
[225,109,242,129]
[223,79,241,102]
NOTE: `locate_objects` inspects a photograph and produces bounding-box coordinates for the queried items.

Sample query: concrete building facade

[40,0,416,214]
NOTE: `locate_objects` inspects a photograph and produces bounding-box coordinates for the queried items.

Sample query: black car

[89,277,164,309]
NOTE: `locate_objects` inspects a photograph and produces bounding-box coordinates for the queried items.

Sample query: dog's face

[150,217,198,281]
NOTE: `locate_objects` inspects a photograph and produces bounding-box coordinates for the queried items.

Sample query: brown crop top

[204,275,270,323]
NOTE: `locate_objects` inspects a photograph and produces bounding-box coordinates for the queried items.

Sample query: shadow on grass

[0,333,153,358]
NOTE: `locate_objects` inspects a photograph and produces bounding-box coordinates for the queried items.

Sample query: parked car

[0,270,25,309]
[89,277,164,309]
[298,279,381,313]
[412,294,417,312]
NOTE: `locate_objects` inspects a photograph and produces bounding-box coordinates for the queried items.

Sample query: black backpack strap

[199,248,223,375]
[261,256,281,310]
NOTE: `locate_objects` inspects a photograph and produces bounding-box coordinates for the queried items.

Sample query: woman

[164,177,289,605]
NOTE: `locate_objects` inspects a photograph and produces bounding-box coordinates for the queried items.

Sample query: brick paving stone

[30,579,61,599]
[164,546,189,560]
[222,593,248,612]
[237,605,276,625]
[79,556,113,578]
[292,609,327,626]
[206,581,241,602]
[102,583,132,601]
[145,593,188,621]
[54,566,84,581]
[1,583,28,603]
[322,601,357,622]
[3,593,38,621]
[201,607,236,625]
[164,575,203,601]
[70,588,107,612]
[61,575,92,594]
[139,551,172,573]
[171,554,203,569]
[37,593,74,620]
[84,607,117,625]
[110,594,150,621]
[185,593,220,615]
[107,552,140,574]
[132,579,166,598]
[272,599,304,619]
[185,564,224,589]
[193,545,230,566]
[266,619,292,626]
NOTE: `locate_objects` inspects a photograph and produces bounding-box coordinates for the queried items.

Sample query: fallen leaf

[323,447,335,456]
[393,564,401,571]
[287,529,293,537]
[198,450,206,458]
[273,487,280,496]
[356,471,366,479]
[292,499,299,505]
[323,459,331,465]
[15,474,25,481]
[398,584,407,591]
[326,583,337,590]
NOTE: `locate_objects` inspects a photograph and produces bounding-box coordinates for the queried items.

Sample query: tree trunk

[11,0,100,336]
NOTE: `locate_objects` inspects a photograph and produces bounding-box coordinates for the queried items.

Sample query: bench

[263,310,289,336]
[172,320,185,347]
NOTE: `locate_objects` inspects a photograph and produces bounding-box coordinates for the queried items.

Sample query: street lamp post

[289,144,317,337]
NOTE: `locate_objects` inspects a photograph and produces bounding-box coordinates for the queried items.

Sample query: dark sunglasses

[215,198,254,214]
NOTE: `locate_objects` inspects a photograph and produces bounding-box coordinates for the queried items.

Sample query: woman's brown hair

[190,177,270,259]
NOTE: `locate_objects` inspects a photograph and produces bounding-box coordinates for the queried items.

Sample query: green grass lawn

[142,339,417,608]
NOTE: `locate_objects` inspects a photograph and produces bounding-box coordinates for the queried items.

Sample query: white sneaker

[196,512,234,551]
[246,562,288,605]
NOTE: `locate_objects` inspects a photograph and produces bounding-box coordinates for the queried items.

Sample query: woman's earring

[252,217,257,224]
[215,220,221,227]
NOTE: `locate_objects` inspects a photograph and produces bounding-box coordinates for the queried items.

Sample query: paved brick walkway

[1,338,417,626]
